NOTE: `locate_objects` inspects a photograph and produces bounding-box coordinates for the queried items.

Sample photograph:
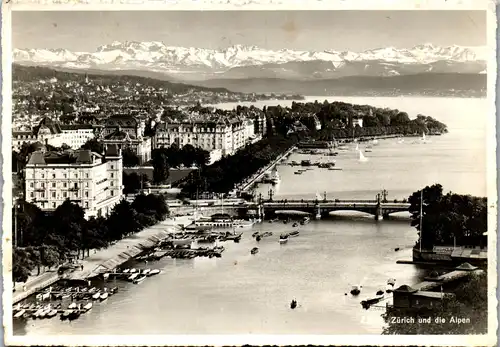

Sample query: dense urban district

[11,66,488,335]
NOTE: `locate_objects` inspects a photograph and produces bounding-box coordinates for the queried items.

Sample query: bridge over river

[255,199,410,220]
[168,191,410,221]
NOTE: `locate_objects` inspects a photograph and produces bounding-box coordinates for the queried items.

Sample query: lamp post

[381,189,388,203]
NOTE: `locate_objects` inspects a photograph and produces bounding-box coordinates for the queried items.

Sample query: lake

[14,97,488,336]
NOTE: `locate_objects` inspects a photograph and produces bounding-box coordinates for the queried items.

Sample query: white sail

[355,143,359,151]
[422,132,426,141]
[358,150,368,162]
[316,192,322,200]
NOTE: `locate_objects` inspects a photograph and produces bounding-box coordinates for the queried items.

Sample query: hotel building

[24,145,123,218]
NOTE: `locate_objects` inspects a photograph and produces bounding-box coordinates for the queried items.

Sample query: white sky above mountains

[13,10,486,52]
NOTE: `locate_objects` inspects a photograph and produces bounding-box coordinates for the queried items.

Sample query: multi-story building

[24,145,123,218]
[154,121,234,155]
[13,117,99,151]
[13,117,63,151]
[60,124,96,149]
[102,115,151,163]
[154,118,257,156]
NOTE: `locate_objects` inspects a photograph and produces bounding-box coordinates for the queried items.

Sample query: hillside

[12,64,233,95]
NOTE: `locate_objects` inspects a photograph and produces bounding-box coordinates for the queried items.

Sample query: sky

[12,10,486,52]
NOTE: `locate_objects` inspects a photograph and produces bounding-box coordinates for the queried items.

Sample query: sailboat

[420,132,431,143]
[355,143,359,151]
[358,150,368,162]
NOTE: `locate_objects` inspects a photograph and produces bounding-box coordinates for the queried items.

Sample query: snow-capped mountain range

[13,41,488,80]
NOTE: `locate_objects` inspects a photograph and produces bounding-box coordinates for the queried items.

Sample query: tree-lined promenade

[13,194,168,283]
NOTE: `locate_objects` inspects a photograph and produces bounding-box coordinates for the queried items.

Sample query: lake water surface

[14,97,488,336]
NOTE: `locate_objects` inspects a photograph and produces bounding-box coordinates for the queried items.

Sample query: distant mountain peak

[13,42,487,81]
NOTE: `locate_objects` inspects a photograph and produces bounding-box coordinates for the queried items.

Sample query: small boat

[92,292,101,300]
[350,285,361,295]
[289,230,300,237]
[256,235,261,242]
[376,290,384,296]
[68,310,81,321]
[122,269,130,274]
[300,217,310,225]
[46,309,58,318]
[148,269,161,277]
[261,231,273,237]
[280,234,288,243]
[290,299,297,309]
[14,309,26,319]
[365,149,372,153]
[142,269,151,276]
[32,309,42,319]
[387,278,396,286]
[128,273,139,282]
[133,274,147,284]
[100,292,109,301]
[129,268,138,273]
[60,310,72,320]
[68,303,77,310]
[250,247,259,255]
[292,222,299,227]
[294,171,302,175]
[252,231,260,238]
[83,302,93,311]
[109,287,118,294]
[361,294,384,309]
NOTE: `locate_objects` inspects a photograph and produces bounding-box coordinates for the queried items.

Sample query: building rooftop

[26,149,102,166]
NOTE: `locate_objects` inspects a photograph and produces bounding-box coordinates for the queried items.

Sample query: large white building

[154,118,256,156]
[24,145,123,218]
[60,124,96,149]
[13,117,97,151]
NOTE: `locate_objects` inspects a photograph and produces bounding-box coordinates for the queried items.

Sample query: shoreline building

[102,115,152,164]
[24,145,123,218]
[153,118,257,157]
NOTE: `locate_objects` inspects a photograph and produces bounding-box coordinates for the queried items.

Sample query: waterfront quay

[239,146,296,192]
[12,218,181,304]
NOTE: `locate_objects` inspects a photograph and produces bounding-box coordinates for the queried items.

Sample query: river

[14,97,487,336]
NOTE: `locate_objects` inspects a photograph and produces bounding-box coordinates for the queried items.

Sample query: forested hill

[12,64,233,95]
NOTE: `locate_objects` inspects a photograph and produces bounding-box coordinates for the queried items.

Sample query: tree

[106,200,142,240]
[408,185,487,249]
[52,200,86,259]
[122,148,140,167]
[123,172,149,194]
[165,144,182,168]
[81,138,104,154]
[13,248,35,283]
[152,149,170,184]
[181,144,196,167]
[84,216,110,256]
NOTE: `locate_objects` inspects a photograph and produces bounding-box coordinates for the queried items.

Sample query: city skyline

[13,10,486,52]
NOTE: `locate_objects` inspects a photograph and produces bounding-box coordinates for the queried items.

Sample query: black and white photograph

[2,1,497,345]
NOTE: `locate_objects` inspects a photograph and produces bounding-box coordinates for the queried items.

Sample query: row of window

[30,189,116,200]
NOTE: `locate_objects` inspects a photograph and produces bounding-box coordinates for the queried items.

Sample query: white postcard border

[1,1,498,346]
